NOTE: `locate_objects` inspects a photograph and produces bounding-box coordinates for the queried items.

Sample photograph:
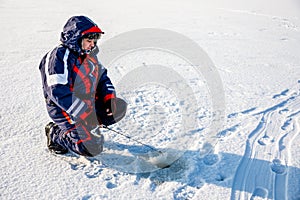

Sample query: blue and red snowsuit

[39,16,118,156]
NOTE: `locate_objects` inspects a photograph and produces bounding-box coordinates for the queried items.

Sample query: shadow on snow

[64,140,300,200]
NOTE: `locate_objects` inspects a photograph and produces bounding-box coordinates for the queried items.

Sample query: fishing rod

[102,125,163,154]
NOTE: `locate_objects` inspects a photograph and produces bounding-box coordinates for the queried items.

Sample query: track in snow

[231,84,300,200]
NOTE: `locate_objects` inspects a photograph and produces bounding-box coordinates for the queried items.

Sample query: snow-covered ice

[1,0,300,199]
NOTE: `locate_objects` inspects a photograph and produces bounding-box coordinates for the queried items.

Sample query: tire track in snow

[231,88,300,200]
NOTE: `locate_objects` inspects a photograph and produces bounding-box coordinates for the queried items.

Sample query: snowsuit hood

[60,16,103,54]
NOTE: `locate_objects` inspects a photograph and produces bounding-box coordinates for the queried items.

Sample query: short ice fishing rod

[102,125,163,154]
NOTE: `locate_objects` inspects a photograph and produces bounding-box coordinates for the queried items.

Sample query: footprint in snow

[203,153,220,166]
[173,185,197,200]
[85,167,103,179]
[270,159,287,175]
[250,187,268,200]
[106,182,117,189]
[257,135,273,146]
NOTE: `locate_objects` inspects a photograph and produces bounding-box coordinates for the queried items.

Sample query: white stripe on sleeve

[107,88,115,91]
[46,48,70,86]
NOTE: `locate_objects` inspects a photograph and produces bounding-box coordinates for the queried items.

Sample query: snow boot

[45,122,68,154]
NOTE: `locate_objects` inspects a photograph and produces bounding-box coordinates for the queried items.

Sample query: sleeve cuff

[104,93,116,103]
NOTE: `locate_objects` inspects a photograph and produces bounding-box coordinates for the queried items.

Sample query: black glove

[104,98,117,116]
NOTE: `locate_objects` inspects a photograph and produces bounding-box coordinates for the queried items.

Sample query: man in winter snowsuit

[39,16,127,157]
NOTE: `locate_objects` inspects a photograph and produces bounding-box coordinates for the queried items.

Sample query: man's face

[81,38,97,52]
